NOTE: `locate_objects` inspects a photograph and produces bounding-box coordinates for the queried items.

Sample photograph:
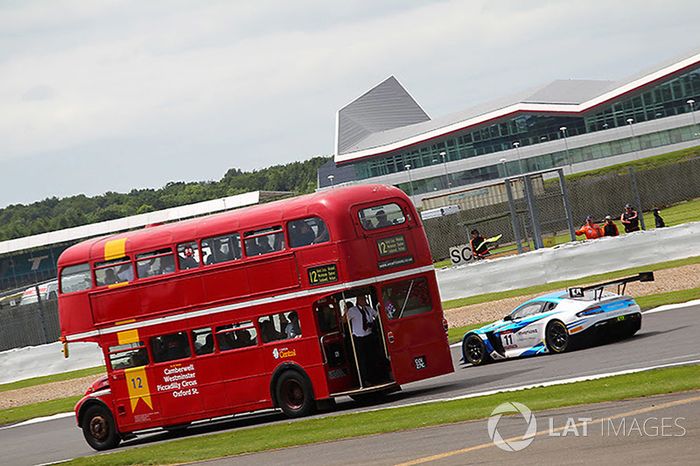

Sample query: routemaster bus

[57,184,453,450]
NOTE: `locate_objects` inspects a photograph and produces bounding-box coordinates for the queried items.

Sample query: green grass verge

[443,255,700,310]
[636,287,700,310]
[64,364,700,465]
[564,146,700,182]
[0,396,80,426]
[0,366,105,393]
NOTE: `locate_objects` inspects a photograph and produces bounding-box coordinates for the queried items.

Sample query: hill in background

[0,156,330,241]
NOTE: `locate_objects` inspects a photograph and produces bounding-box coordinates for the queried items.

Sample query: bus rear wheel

[82,405,121,451]
[276,371,315,418]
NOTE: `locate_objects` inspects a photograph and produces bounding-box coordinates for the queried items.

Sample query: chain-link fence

[424,156,700,262]
[0,281,60,351]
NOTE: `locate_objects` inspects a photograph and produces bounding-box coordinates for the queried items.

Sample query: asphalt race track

[2,304,699,466]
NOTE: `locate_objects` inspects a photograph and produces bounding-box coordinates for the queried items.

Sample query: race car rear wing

[567,272,654,300]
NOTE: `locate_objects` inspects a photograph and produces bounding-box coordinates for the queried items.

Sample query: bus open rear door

[378,275,453,384]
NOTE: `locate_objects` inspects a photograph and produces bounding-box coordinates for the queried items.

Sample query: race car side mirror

[503,314,513,321]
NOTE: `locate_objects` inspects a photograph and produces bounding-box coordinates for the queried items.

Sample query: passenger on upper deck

[375,210,392,229]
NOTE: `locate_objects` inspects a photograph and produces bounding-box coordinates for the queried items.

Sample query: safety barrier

[436,221,700,301]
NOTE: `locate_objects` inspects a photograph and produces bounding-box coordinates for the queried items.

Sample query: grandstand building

[318,49,700,206]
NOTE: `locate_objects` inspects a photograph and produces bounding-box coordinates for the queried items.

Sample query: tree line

[0,156,330,241]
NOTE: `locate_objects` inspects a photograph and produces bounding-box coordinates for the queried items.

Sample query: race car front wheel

[545,320,569,354]
[462,334,490,366]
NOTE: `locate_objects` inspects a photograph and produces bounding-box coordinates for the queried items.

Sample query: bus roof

[58,184,409,267]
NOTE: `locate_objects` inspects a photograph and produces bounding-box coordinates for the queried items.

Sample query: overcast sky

[2,0,699,207]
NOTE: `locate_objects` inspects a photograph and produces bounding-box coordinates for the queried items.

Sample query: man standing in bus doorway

[347,295,378,387]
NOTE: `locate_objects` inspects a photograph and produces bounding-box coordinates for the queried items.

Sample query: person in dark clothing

[602,215,619,237]
[470,229,490,259]
[620,204,641,233]
[653,208,666,228]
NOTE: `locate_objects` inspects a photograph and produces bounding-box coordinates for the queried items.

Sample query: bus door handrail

[375,304,390,360]
[319,331,341,365]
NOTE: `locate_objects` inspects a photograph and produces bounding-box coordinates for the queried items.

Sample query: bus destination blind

[308,264,338,286]
[376,235,407,257]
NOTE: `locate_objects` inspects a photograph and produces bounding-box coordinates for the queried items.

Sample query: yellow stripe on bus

[124,366,153,411]
[104,238,127,261]
[117,329,140,345]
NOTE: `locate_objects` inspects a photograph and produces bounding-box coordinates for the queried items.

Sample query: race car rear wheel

[462,334,490,366]
[545,320,569,353]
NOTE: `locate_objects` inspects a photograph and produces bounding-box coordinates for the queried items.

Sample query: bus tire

[82,405,121,451]
[275,370,315,418]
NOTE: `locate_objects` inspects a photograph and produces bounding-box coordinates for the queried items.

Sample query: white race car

[461,273,653,365]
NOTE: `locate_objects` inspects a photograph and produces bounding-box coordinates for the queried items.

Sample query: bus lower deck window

[108,342,148,370]
[151,331,191,362]
[216,322,257,351]
[259,311,301,343]
[192,328,214,355]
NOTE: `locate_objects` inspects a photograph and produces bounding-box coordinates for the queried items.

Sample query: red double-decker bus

[58,185,453,450]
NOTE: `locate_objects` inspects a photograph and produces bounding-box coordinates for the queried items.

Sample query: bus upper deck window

[359,203,406,230]
[244,226,285,256]
[60,263,92,294]
[177,241,201,270]
[288,217,329,247]
[202,233,242,265]
[136,249,175,279]
[94,257,132,287]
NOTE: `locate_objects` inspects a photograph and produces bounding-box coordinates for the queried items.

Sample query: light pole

[688,99,698,137]
[560,126,572,170]
[513,141,524,174]
[404,164,414,197]
[327,174,334,188]
[626,118,638,160]
[499,158,508,178]
[439,151,450,191]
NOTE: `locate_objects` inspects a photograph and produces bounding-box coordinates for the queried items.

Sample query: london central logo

[487,402,538,452]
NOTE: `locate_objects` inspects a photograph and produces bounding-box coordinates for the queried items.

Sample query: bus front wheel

[275,371,315,418]
[82,405,121,451]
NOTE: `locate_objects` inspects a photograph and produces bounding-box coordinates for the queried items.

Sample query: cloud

[0,0,699,206]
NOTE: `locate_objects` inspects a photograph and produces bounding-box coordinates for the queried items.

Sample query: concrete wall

[436,221,700,301]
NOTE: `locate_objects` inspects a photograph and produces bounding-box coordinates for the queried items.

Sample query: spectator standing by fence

[620,204,641,233]
[654,208,666,228]
[602,216,619,237]
[576,216,603,240]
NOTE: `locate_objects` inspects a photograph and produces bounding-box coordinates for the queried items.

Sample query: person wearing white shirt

[347,295,378,386]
